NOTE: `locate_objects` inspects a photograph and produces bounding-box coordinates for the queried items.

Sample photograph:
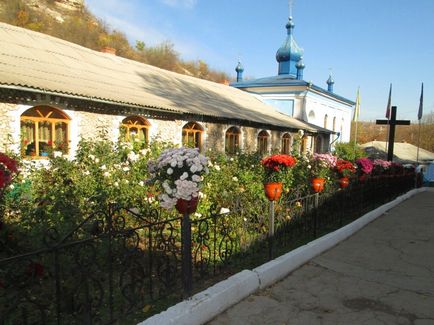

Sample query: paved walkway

[209,190,434,325]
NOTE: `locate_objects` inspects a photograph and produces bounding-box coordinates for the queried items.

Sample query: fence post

[181,212,192,297]
[268,200,275,260]
[313,192,319,238]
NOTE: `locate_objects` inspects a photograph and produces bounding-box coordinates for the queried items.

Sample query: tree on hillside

[0,0,230,84]
[351,111,434,152]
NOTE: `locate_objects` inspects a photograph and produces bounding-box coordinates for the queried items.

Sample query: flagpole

[353,87,360,155]
[385,84,392,154]
[416,82,424,164]
[416,120,421,163]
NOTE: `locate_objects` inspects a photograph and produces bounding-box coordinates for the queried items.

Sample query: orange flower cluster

[261,154,297,172]
[335,159,356,176]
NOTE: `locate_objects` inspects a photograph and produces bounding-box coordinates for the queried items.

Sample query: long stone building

[0,22,331,159]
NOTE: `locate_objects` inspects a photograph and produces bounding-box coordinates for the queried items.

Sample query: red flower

[261,154,297,170]
[335,159,356,176]
[0,152,18,174]
[27,262,44,279]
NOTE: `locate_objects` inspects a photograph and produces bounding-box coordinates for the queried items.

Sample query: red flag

[385,83,392,119]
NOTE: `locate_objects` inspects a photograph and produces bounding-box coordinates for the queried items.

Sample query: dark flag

[385,83,392,119]
[418,83,424,120]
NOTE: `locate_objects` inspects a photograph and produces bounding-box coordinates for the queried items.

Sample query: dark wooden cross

[376,106,410,161]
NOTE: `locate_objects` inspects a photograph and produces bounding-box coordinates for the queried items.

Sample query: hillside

[350,112,434,152]
[0,0,230,83]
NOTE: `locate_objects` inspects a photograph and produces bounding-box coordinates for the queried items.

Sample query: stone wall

[1,102,305,156]
[0,103,17,152]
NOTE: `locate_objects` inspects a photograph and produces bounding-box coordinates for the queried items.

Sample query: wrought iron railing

[0,174,416,324]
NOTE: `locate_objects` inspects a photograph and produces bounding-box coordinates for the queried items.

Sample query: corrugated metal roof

[360,141,434,163]
[0,22,328,133]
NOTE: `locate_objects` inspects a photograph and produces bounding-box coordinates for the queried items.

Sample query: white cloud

[160,0,198,9]
[103,15,168,46]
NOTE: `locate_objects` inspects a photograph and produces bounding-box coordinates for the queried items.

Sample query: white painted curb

[139,270,259,325]
[140,188,427,325]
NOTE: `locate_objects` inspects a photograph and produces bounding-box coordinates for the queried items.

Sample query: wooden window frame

[20,106,70,158]
[121,116,150,143]
[182,122,203,151]
[225,127,241,154]
[257,130,269,155]
[281,133,292,155]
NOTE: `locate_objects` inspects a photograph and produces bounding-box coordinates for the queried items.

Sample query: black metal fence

[0,174,416,324]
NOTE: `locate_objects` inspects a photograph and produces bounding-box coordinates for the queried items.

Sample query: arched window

[121,116,149,142]
[257,130,269,155]
[324,114,328,129]
[281,133,292,154]
[20,106,70,158]
[182,122,203,151]
[225,126,241,154]
[340,118,344,141]
[315,135,323,153]
[332,117,336,132]
[308,110,315,121]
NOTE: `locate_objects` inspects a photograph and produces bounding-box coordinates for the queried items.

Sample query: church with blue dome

[231,14,355,153]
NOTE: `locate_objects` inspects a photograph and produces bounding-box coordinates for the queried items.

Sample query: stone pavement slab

[208,190,434,325]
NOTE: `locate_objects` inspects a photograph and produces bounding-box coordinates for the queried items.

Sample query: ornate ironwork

[0,174,416,323]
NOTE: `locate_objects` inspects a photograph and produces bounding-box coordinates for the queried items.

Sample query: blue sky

[85,0,433,122]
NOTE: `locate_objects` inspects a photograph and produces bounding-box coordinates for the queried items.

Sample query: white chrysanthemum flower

[167,168,173,175]
[232,176,238,182]
[214,165,221,171]
[138,181,144,187]
[127,151,139,162]
[103,171,110,177]
[220,208,230,214]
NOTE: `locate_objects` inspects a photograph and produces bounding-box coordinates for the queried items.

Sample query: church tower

[276,16,304,77]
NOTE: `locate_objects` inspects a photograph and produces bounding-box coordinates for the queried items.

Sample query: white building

[231,15,355,152]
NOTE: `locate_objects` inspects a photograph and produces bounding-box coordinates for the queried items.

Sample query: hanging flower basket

[264,182,283,201]
[338,177,350,188]
[311,177,325,193]
[175,196,199,214]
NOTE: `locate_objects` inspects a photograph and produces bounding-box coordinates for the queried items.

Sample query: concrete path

[208,190,434,325]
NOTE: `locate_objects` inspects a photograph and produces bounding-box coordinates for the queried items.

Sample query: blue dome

[235,61,244,73]
[327,75,334,85]
[276,17,303,76]
[296,57,305,69]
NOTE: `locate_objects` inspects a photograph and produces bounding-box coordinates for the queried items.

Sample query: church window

[308,110,315,121]
[20,106,70,158]
[332,117,336,132]
[324,114,328,129]
[257,130,269,155]
[182,122,203,151]
[281,133,292,154]
[121,116,149,143]
[225,126,241,154]
[315,135,323,153]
